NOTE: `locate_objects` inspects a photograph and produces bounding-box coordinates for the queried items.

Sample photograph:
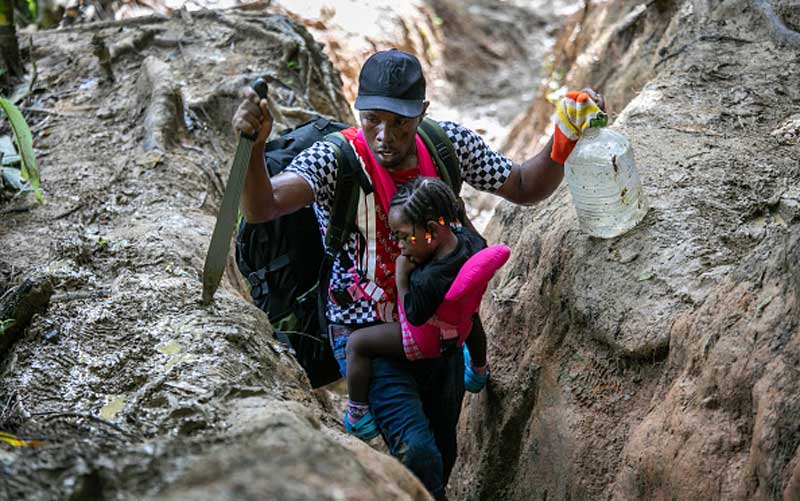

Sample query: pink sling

[399,244,511,360]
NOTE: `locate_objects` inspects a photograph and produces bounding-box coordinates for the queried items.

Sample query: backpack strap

[309,132,371,333]
[418,117,461,196]
[322,132,372,255]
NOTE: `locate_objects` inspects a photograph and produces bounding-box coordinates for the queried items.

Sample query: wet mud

[0,8,428,500]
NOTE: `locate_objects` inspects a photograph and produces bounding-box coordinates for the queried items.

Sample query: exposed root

[91,34,114,82]
[109,28,158,61]
[136,56,186,151]
[52,13,169,33]
[33,411,143,440]
[0,273,54,355]
[753,0,800,48]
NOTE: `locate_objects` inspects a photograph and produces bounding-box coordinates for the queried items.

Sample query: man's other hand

[233,85,273,144]
[580,87,605,111]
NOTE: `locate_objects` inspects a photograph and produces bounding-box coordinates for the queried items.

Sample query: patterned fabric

[398,244,509,361]
[335,127,439,323]
[551,91,604,163]
[285,120,513,324]
[400,307,425,361]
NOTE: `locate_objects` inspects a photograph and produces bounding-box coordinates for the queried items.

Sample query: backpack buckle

[314,117,331,131]
[330,286,353,306]
[436,143,451,162]
[247,269,269,296]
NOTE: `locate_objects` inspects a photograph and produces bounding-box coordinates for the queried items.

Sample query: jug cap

[588,111,608,128]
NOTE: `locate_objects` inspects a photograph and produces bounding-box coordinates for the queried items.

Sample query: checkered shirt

[284,120,513,325]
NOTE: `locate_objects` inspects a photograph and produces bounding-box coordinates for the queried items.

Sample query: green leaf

[0,98,42,202]
[286,60,300,71]
[25,0,37,20]
[0,319,15,336]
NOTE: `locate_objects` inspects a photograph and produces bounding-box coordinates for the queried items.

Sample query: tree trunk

[0,0,23,91]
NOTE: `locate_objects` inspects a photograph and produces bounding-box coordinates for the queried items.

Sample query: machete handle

[241,78,270,141]
[252,78,268,99]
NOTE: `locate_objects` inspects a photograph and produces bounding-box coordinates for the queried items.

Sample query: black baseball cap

[355,49,426,118]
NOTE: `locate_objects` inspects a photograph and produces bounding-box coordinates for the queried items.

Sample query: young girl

[343,177,507,440]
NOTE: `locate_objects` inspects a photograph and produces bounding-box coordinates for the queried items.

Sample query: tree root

[52,13,169,33]
[0,273,54,356]
[136,56,186,151]
[753,0,800,48]
[109,28,158,61]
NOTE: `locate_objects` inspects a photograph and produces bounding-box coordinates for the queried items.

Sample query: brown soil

[0,8,428,500]
[1,0,799,500]
[452,0,800,499]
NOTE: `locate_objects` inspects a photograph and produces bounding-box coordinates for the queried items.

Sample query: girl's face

[388,205,436,264]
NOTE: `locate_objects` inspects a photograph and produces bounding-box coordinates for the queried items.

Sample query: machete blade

[201,79,268,305]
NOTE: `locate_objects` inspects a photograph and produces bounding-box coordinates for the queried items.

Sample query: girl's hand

[395,255,416,290]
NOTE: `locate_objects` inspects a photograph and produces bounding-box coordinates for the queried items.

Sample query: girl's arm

[398,256,451,326]
[395,255,415,304]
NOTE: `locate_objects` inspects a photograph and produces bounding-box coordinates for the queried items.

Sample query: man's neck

[384,152,418,172]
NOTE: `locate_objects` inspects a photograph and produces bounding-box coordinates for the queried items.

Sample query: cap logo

[378,58,406,91]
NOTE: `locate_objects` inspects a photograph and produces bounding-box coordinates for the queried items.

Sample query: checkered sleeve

[283,140,338,205]
[438,121,513,193]
[283,139,380,325]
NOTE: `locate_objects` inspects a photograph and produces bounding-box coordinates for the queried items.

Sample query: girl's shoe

[463,345,489,393]
[343,409,379,441]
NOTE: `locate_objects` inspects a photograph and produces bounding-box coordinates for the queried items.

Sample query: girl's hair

[389,177,460,229]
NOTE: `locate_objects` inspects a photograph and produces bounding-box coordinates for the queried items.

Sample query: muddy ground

[1,0,799,500]
[0,9,431,500]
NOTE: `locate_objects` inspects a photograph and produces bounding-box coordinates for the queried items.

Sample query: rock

[0,272,54,356]
[452,0,800,499]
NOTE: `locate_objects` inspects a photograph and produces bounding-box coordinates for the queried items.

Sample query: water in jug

[564,118,649,238]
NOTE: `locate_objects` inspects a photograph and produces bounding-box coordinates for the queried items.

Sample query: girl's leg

[346,322,404,404]
[465,314,487,368]
[464,314,489,393]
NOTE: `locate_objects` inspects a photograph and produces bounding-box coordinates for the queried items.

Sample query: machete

[201,78,269,305]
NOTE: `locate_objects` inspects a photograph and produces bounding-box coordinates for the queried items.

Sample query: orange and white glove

[550,91,605,164]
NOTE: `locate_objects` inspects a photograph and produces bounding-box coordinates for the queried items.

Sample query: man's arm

[234,86,315,224]
[495,136,564,205]
[495,88,604,205]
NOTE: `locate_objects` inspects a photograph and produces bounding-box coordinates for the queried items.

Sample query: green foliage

[286,60,300,71]
[0,98,42,201]
[24,0,36,20]
[9,0,36,25]
[0,319,14,336]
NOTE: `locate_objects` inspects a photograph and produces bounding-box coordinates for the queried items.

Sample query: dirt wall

[451,0,800,499]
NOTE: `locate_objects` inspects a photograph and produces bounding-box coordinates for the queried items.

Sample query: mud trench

[2,0,800,500]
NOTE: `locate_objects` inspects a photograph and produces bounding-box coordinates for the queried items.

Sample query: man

[233,48,603,499]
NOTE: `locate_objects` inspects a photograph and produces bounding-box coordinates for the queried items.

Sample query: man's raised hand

[232,84,273,144]
[580,87,605,111]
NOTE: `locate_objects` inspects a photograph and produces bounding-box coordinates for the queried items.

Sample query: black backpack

[235,115,461,388]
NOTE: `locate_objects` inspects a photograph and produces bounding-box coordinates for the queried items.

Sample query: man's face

[359,105,428,169]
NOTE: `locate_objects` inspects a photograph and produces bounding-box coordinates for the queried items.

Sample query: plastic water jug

[564,121,649,238]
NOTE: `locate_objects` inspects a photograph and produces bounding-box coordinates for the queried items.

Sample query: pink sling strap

[400,245,511,360]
